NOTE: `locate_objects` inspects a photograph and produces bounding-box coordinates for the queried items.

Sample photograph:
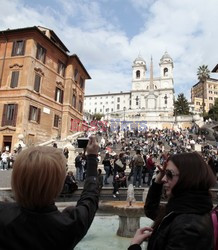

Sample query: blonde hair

[11,146,66,208]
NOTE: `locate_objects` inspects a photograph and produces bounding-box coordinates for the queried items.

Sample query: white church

[84,52,200,129]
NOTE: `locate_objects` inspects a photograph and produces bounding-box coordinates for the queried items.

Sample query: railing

[1,187,218,204]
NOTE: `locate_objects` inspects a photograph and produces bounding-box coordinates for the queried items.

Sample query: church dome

[160,51,173,63]
[133,55,146,66]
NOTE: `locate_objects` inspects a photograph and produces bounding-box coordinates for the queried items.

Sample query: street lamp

[123,107,126,122]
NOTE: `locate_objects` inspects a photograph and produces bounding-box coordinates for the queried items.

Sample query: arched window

[136,70,140,78]
[163,68,168,76]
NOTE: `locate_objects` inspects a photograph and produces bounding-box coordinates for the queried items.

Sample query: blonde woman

[0,136,99,250]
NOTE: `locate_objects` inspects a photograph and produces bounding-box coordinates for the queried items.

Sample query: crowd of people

[0,144,22,170]
[73,127,218,199]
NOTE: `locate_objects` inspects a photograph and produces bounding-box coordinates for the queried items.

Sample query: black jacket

[128,181,214,250]
[0,155,99,250]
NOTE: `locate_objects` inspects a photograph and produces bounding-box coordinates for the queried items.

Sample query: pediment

[0,126,16,132]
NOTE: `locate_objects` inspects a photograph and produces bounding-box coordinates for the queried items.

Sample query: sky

[1,0,218,100]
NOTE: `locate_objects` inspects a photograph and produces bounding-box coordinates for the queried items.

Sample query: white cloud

[0,0,218,101]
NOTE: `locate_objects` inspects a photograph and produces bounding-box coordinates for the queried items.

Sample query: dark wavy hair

[169,151,216,195]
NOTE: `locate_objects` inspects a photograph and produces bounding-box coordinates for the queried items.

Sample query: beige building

[0,26,91,151]
[191,78,218,113]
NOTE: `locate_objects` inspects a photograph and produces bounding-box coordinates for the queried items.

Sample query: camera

[77,138,89,148]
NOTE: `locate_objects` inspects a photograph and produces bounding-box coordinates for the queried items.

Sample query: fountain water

[98,185,145,238]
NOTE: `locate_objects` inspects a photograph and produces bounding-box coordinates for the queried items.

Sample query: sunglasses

[164,169,179,180]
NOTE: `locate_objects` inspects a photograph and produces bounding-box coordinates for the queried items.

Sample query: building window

[117,104,120,110]
[28,105,41,123]
[136,70,140,78]
[72,93,77,108]
[74,69,79,82]
[57,60,66,77]
[117,97,120,102]
[164,68,168,76]
[79,77,84,89]
[136,96,139,105]
[196,102,200,105]
[164,95,168,105]
[54,114,59,128]
[79,100,83,113]
[1,104,18,126]
[55,87,64,103]
[10,71,19,88]
[111,108,113,112]
[12,40,25,56]
[209,97,213,100]
[36,43,46,63]
[34,74,41,92]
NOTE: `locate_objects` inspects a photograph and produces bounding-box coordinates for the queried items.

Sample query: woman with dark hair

[128,151,216,250]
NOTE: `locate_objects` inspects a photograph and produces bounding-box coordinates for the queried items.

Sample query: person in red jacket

[146,154,155,186]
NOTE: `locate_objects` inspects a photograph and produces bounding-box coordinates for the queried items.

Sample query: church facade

[130,51,174,115]
[84,52,197,129]
[85,52,176,128]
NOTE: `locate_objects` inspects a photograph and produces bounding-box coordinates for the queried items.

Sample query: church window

[164,95,168,105]
[164,68,168,76]
[136,96,139,105]
[136,70,140,78]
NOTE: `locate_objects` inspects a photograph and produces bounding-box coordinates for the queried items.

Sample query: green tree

[92,113,104,121]
[174,93,190,115]
[208,98,218,121]
[197,65,210,116]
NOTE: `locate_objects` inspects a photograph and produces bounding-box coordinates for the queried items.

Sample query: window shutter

[43,49,47,64]
[1,104,7,126]
[60,90,64,103]
[28,106,32,121]
[10,71,19,88]
[57,61,61,74]
[21,40,25,55]
[37,108,41,123]
[36,44,40,59]
[34,74,41,92]
[54,114,59,127]
[11,42,16,56]
[12,104,18,127]
[55,87,58,101]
